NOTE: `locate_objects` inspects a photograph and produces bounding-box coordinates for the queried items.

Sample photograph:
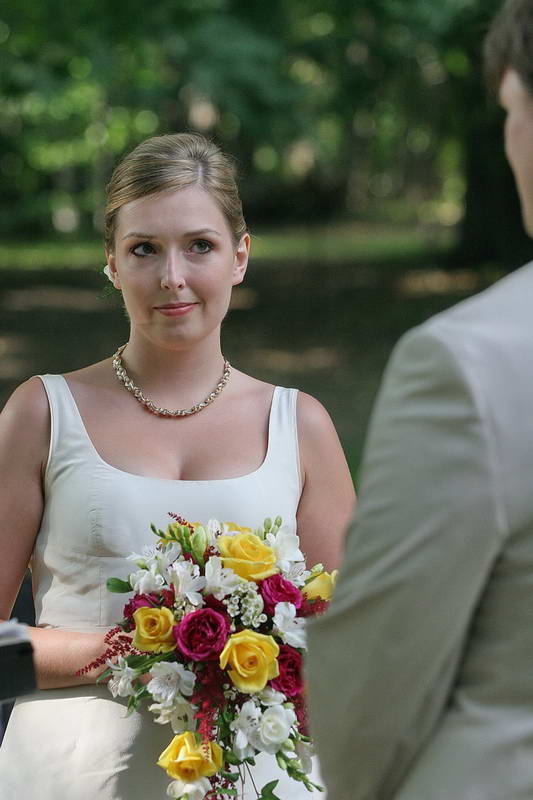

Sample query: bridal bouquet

[96,515,335,800]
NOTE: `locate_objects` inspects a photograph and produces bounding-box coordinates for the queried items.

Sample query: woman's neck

[117,331,228,410]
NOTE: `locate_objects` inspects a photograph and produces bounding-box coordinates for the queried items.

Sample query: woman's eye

[131,242,155,257]
[190,239,212,254]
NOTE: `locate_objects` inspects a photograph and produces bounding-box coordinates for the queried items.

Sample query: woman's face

[107,185,249,349]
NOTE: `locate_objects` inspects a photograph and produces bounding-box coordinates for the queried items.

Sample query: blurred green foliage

[0,223,454,270]
[0,0,531,264]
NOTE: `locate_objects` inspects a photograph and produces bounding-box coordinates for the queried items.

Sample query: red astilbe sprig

[75,626,139,677]
[167,512,195,533]
[192,662,226,742]
[298,597,329,618]
[292,692,309,737]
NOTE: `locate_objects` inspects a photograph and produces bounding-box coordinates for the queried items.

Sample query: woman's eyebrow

[122,231,155,240]
[122,228,222,240]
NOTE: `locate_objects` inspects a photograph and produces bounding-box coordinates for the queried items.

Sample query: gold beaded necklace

[111,344,231,417]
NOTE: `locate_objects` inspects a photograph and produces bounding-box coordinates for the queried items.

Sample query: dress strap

[266,387,302,491]
[37,375,97,487]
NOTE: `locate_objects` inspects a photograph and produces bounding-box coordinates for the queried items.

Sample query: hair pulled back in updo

[484,0,533,95]
[104,132,247,251]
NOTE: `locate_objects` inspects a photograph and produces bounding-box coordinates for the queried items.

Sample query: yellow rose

[218,532,278,582]
[219,630,279,693]
[302,570,338,601]
[223,522,252,534]
[132,606,176,653]
[157,732,223,781]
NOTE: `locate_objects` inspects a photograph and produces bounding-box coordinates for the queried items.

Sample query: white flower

[166,777,211,800]
[266,527,304,572]
[127,545,159,570]
[149,697,197,734]
[295,739,314,774]
[230,699,261,760]
[283,562,309,586]
[147,661,196,704]
[129,565,165,594]
[224,581,266,628]
[127,542,182,578]
[155,542,183,580]
[205,518,222,546]
[106,656,138,698]
[258,686,286,707]
[250,704,297,754]
[168,561,206,606]
[273,602,307,649]
[204,556,242,600]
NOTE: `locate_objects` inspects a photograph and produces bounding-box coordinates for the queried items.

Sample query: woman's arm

[0,378,106,689]
[296,392,356,570]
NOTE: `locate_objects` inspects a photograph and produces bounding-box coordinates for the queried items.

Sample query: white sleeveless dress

[0,375,323,800]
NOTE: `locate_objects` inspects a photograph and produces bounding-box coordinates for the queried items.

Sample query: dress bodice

[32,375,302,632]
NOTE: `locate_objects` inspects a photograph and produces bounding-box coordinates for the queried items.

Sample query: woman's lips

[154,302,198,317]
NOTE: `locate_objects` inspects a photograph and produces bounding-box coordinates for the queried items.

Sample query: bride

[0,132,355,799]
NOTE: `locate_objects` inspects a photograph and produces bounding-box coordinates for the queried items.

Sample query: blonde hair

[484,0,533,95]
[104,133,247,251]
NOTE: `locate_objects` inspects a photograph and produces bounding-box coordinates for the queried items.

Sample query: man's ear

[232,233,251,286]
[105,252,121,290]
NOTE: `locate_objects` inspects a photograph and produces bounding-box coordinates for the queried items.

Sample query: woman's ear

[105,251,121,290]
[232,233,251,286]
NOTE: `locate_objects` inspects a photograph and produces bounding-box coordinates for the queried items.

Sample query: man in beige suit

[307,1,533,798]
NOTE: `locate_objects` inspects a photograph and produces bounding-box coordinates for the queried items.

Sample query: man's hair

[484,0,533,94]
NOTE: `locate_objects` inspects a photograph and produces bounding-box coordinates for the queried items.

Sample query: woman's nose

[160,253,186,290]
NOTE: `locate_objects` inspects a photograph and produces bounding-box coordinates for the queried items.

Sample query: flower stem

[244,762,260,798]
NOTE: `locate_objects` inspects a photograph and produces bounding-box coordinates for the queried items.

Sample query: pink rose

[174,608,230,661]
[260,574,303,616]
[123,592,159,623]
[270,644,303,698]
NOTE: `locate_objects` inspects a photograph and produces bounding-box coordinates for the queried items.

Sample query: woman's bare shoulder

[1,376,49,425]
[229,369,276,402]
[296,390,338,436]
[1,358,112,434]
[0,377,51,472]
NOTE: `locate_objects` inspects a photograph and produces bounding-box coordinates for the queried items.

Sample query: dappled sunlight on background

[2,287,111,312]
[0,254,499,469]
[396,269,490,297]
[247,347,343,373]
[0,335,32,380]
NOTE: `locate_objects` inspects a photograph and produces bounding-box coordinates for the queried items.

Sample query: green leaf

[259,780,281,800]
[304,778,325,792]
[95,668,112,684]
[220,771,240,782]
[224,751,242,766]
[106,577,132,593]
[217,789,238,797]
[126,694,142,714]
[181,525,192,553]
[124,652,172,672]
[134,685,150,701]
[275,752,288,770]
[192,525,207,552]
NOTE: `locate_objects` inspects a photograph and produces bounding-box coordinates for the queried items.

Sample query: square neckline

[56,375,278,484]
